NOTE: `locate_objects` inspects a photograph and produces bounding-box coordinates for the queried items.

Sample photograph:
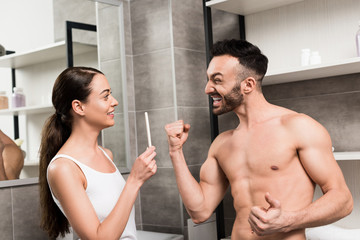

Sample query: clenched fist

[164,120,190,153]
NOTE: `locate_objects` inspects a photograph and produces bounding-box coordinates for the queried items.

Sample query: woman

[39,67,157,239]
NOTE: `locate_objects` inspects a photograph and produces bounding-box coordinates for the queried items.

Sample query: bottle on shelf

[0,91,9,109]
[356,20,360,57]
[301,48,311,66]
[12,87,26,108]
[310,51,321,65]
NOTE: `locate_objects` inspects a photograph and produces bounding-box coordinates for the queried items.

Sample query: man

[0,130,24,180]
[164,39,353,239]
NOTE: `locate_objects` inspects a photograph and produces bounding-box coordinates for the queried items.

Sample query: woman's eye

[104,91,112,100]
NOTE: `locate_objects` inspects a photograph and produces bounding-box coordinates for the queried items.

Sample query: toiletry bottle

[310,51,321,65]
[12,87,26,108]
[301,49,311,66]
[0,91,9,109]
[356,21,360,57]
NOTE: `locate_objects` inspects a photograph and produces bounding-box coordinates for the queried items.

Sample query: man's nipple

[271,165,279,170]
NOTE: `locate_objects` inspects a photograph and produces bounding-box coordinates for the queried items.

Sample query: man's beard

[213,81,243,115]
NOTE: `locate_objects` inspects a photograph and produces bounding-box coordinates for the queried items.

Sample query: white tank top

[47,147,137,240]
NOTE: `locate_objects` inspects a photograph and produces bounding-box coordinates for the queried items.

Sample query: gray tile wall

[127,0,231,237]
[0,184,47,240]
[127,0,243,237]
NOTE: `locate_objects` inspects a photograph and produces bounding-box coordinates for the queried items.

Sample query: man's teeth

[213,97,222,101]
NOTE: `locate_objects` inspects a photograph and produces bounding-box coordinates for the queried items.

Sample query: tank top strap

[97,146,117,168]
[49,154,87,169]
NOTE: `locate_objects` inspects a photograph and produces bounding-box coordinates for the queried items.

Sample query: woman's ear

[72,100,85,116]
[243,77,257,94]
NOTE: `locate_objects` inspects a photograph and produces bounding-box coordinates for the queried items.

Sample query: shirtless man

[164,39,353,240]
[0,130,24,180]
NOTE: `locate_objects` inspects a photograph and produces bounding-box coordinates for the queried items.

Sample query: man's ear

[72,100,85,116]
[243,77,257,94]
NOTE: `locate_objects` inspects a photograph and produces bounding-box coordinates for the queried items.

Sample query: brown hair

[39,66,103,238]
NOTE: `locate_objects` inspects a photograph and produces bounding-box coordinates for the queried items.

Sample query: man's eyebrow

[99,89,110,95]
[209,72,223,80]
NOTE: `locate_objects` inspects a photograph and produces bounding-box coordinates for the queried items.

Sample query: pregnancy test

[144,112,152,147]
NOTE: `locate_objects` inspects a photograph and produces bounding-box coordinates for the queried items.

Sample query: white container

[310,51,321,65]
[301,48,311,66]
[12,87,26,108]
[356,21,360,57]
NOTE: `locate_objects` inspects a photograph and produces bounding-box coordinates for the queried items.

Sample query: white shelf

[206,0,304,15]
[0,41,96,68]
[24,161,39,166]
[334,152,360,161]
[263,57,360,85]
[0,104,54,115]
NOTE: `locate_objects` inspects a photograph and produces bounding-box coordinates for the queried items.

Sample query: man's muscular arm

[248,114,353,236]
[165,120,229,223]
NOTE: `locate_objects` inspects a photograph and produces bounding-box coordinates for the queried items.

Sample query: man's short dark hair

[211,39,268,82]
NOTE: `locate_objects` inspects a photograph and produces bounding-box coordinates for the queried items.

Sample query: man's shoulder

[280,111,319,128]
[209,129,234,150]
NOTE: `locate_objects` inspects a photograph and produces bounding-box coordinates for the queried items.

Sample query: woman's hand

[129,146,157,187]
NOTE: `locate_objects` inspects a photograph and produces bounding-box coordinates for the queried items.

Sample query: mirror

[0,0,129,181]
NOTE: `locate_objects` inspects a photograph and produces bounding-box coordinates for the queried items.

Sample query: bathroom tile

[177,107,211,166]
[141,225,183,235]
[126,55,135,112]
[128,111,138,165]
[133,49,174,111]
[97,4,121,62]
[174,48,208,108]
[136,108,176,168]
[103,113,127,169]
[12,184,48,240]
[135,192,142,228]
[263,73,360,101]
[123,0,133,56]
[53,0,97,44]
[270,92,360,152]
[172,0,206,52]
[140,167,182,228]
[211,9,241,43]
[130,0,171,55]
[0,188,13,240]
[100,59,124,113]
[218,111,239,134]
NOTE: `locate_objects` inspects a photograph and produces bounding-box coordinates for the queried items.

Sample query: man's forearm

[287,188,353,231]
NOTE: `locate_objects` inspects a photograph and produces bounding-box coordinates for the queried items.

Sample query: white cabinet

[0,41,97,170]
[205,0,304,15]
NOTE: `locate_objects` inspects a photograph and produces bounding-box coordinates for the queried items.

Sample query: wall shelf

[0,105,53,116]
[263,57,360,85]
[24,160,40,166]
[205,0,304,16]
[334,152,360,161]
[0,41,96,69]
